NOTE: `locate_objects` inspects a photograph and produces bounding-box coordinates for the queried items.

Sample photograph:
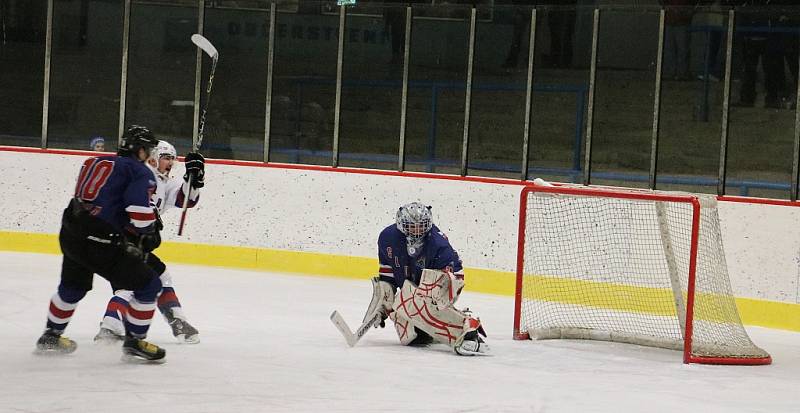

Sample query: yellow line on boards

[1,230,798,332]
[0,231,59,254]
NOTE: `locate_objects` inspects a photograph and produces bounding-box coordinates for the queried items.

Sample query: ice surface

[1,252,798,413]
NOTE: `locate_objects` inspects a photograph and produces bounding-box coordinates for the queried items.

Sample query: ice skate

[164,309,199,344]
[93,326,124,344]
[122,336,166,363]
[35,329,77,355]
[454,330,489,356]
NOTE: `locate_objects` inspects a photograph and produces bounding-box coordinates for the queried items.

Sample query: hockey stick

[178,34,219,236]
[330,310,383,347]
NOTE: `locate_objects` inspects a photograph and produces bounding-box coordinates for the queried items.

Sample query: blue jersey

[73,155,157,234]
[377,224,464,290]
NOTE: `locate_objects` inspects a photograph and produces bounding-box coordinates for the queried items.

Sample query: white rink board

[0,149,798,304]
[719,201,800,303]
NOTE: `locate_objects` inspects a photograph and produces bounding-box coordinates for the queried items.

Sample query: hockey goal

[513,183,771,365]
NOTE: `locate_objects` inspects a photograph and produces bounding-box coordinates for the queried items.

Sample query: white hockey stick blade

[330,311,357,347]
[191,34,218,61]
[330,310,383,347]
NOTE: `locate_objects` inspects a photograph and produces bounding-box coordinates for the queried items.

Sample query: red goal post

[513,183,771,365]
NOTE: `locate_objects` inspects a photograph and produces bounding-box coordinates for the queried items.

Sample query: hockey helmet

[150,140,177,161]
[118,125,158,157]
[396,202,433,255]
[148,140,177,178]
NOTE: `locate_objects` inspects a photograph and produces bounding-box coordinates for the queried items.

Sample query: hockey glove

[123,241,144,261]
[120,221,159,258]
[121,232,159,260]
[139,231,161,253]
[183,152,205,189]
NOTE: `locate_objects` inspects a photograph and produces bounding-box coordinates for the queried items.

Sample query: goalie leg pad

[363,277,395,327]
[391,270,488,354]
[392,278,468,347]
[389,310,419,345]
[389,311,436,346]
[417,269,464,306]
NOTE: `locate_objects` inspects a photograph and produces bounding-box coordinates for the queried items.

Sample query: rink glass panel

[337,3,405,171]
[655,5,725,195]
[125,1,198,156]
[267,1,339,166]
[586,7,660,190]
[399,3,470,174]
[722,6,798,199]
[2,2,799,201]
[466,5,527,180]
[202,2,269,161]
[0,1,46,148]
[465,5,594,181]
[46,0,123,152]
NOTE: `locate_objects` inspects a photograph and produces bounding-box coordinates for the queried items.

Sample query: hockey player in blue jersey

[363,202,488,356]
[95,140,203,344]
[35,125,167,363]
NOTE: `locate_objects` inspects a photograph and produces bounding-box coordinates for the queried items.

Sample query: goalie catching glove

[363,277,395,328]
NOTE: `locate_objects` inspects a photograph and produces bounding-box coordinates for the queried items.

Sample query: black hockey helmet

[118,125,159,157]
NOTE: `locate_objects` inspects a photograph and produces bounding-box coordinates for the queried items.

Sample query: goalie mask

[148,140,177,180]
[396,202,433,256]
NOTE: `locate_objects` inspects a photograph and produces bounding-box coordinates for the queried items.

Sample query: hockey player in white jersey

[95,140,203,344]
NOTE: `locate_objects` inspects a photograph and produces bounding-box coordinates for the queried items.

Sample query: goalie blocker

[365,269,488,356]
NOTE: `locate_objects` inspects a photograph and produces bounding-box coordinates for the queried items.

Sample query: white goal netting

[515,186,770,365]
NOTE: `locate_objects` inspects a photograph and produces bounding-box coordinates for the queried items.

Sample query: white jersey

[147,164,200,214]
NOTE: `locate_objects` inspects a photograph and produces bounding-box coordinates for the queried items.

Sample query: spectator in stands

[660,0,698,81]
[503,0,577,70]
[89,136,105,152]
[548,0,577,68]
[696,1,727,82]
[384,0,408,65]
[770,0,799,109]
[734,0,783,108]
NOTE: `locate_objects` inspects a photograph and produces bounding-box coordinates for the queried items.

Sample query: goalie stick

[178,34,219,236]
[330,310,384,347]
